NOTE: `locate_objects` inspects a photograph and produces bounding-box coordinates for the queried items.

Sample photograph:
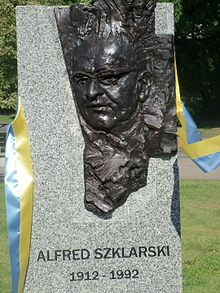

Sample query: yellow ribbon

[12,98,33,293]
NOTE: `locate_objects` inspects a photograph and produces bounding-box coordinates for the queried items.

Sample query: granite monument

[16,2,182,292]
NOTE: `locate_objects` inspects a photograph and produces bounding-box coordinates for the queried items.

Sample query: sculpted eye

[73,75,90,85]
[99,76,121,85]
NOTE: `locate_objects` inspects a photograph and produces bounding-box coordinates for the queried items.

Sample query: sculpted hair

[69,0,156,62]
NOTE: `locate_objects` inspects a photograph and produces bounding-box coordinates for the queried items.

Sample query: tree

[1,0,220,122]
[175,0,220,122]
[0,0,18,110]
[0,0,86,112]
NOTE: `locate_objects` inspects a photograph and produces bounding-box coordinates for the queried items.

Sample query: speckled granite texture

[16,4,182,293]
[155,3,174,35]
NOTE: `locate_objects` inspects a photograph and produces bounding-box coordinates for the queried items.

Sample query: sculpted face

[55,1,177,216]
[71,38,141,131]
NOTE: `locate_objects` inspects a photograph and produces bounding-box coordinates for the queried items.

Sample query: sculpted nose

[87,80,103,101]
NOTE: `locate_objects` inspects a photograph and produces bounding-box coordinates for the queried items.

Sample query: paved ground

[178,151,220,180]
[1,152,219,183]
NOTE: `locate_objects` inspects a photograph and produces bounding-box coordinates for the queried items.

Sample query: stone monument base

[15,5,182,293]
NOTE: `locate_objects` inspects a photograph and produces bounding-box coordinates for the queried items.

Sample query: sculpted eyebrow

[72,71,95,78]
[72,68,136,79]
[97,69,132,78]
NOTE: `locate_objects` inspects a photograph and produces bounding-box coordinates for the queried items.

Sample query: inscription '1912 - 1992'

[70,269,139,282]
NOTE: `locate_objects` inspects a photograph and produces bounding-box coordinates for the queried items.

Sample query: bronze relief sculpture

[55,0,177,216]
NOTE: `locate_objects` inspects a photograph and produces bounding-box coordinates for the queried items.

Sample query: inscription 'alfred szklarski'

[37,246,170,262]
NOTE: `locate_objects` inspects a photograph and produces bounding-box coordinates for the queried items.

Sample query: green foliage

[0,0,94,112]
[174,0,220,121]
[0,0,220,121]
[0,0,17,111]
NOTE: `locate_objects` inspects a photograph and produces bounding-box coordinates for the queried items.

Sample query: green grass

[181,180,220,293]
[0,181,220,292]
[0,114,14,125]
[0,184,11,293]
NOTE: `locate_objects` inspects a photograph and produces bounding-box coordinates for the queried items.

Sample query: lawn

[0,181,220,292]
[0,114,15,125]
[0,184,11,293]
[181,180,220,293]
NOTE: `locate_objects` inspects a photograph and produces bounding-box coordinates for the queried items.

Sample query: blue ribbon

[5,124,20,293]
[183,105,201,144]
[193,152,220,173]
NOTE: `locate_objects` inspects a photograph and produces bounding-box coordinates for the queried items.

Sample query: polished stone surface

[16,5,182,293]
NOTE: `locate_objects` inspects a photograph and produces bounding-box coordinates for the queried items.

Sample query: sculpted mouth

[87,103,112,109]
[87,104,113,113]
